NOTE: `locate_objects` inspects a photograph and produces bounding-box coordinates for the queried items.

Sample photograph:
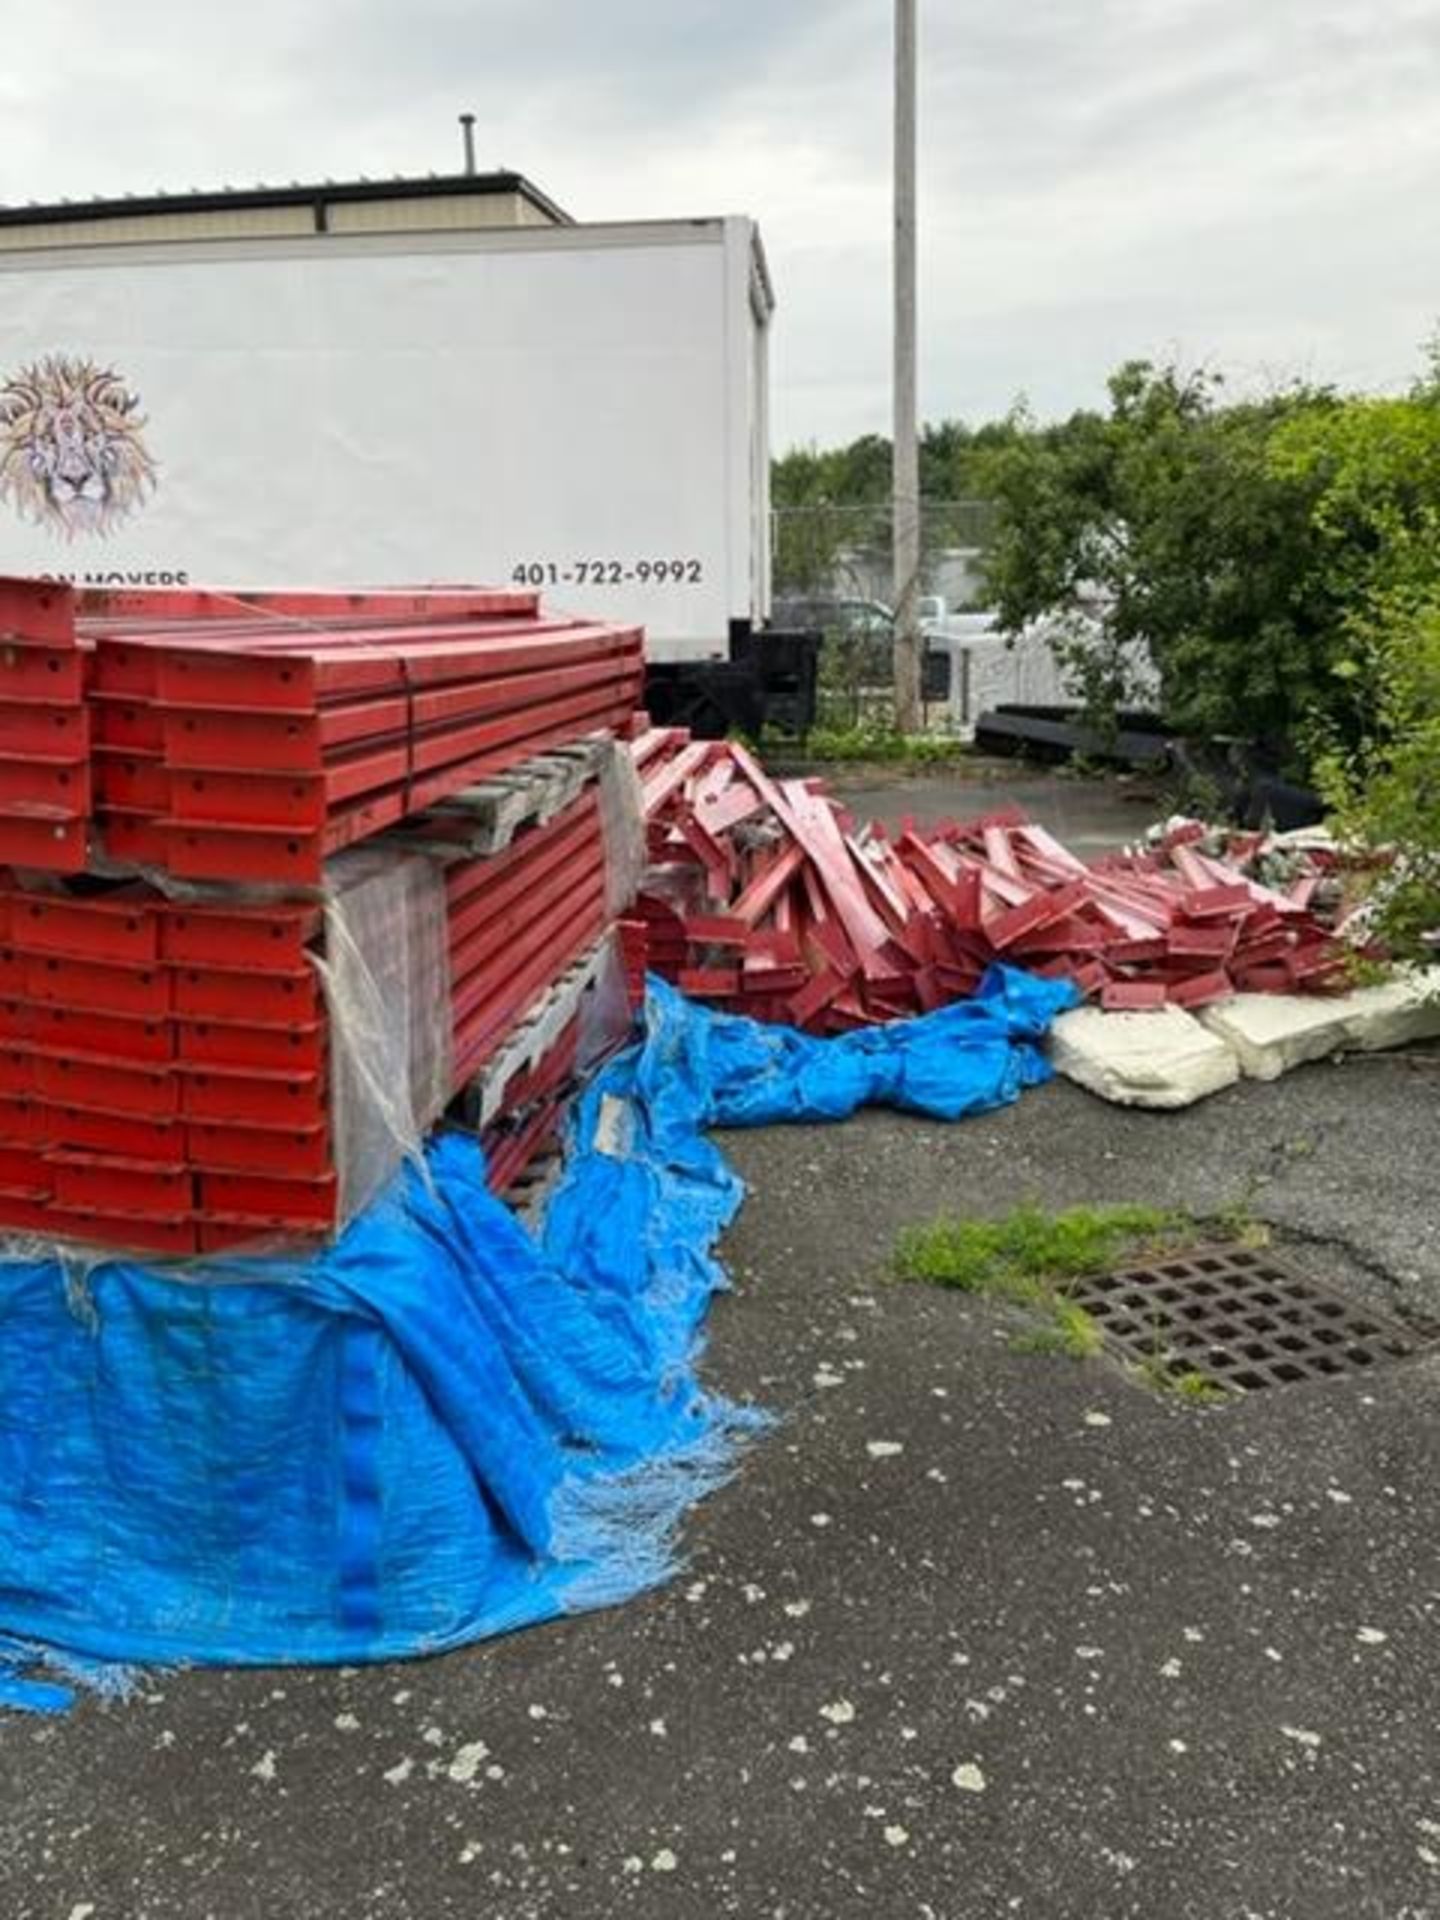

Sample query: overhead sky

[5,1,1437,448]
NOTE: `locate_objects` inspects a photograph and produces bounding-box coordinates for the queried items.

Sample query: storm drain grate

[1065,1242,1431,1395]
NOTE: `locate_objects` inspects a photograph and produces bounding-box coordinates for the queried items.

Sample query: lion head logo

[0,354,157,541]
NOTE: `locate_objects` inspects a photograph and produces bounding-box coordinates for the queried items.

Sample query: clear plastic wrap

[316,846,455,1223]
[575,930,637,1075]
[596,739,647,916]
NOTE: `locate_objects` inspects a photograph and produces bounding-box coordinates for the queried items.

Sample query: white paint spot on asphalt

[383,1757,414,1786]
[1075,1647,1104,1661]
[1282,1726,1322,1749]
[1249,1513,1281,1530]
[1160,1659,1182,1679]
[772,1642,795,1663]
[1183,1628,1205,1644]
[952,1763,986,1793]
[651,1848,678,1873]
[1168,1739,1188,1755]
[528,1704,548,1720]
[1326,1488,1354,1506]
[1418,1846,1439,1870]
[423,1726,446,1746]
[927,1467,948,1483]
[867,1440,904,1459]
[884,1825,910,1848]
[392,1690,411,1706]
[622,1857,643,1876]
[820,1700,856,1726]
[1265,1647,1283,1662]
[333,1712,360,1732]
[447,1742,490,1784]
[810,1513,833,1529]
[66,1907,95,1920]
[814,1368,845,1390]
[1357,1627,1388,1646]
[1083,1411,1112,1428]
[685,1581,708,1602]
[784,1599,812,1619]
[789,1735,810,1754]
[743,1583,766,1605]
[459,1841,481,1864]
[649,1718,668,1738]
[250,1750,278,1783]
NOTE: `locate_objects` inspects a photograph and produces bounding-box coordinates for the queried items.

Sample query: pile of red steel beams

[633,728,1353,1032]
[0,577,647,1255]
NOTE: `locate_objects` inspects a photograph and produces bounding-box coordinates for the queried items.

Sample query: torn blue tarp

[0,965,1077,1711]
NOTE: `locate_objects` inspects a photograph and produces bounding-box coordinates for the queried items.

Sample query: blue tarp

[0,965,1077,1712]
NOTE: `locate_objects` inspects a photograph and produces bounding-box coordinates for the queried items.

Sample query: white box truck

[0,192,814,732]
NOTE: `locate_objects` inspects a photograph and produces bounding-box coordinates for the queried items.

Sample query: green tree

[1277,384,1440,956]
[979,363,1343,762]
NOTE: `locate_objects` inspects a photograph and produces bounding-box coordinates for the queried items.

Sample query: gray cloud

[2,0,1436,445]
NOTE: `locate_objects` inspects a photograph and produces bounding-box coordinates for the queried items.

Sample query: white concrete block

[1200,969,1440,1080]
[1049,1006,1242,1109]
[1342,968,1440,1054]
[1199,995,1354,1082]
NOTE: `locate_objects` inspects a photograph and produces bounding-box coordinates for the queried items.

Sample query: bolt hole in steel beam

[1065,1244,1434,1396]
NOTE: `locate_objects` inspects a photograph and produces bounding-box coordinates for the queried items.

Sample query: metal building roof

[0,171,572,230]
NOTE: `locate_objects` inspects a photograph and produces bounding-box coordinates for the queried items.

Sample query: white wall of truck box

[0,217,774,664]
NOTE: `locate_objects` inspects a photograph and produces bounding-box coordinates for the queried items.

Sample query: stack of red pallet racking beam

[0,578,644,881]
[0,577,92,871]
[0,578,648,1255]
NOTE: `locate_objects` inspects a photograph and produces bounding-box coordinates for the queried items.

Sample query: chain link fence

[770,500,1000,729]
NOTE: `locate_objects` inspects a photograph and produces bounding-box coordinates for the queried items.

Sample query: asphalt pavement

[787,758,1162,857]
[4,767,1438,1920]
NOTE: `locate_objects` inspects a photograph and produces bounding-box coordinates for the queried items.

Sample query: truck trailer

[0,172,815,734]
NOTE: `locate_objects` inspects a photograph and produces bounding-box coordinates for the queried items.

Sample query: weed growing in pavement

[1172,1370,1234,1405]
[895,1202,1245,1402]
[1009,1296,1105,1361]
[894,1203,1182,1296]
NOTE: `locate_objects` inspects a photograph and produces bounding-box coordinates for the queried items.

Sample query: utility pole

[892,0,922,734]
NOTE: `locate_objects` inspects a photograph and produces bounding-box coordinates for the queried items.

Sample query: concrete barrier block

[1201,969,1440,1079]
[1050,1005,1242,1109]
[1342,968,1440,1054]
[1199,995,1355,1081]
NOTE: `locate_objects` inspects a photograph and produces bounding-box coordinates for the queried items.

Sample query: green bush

[1315,595,1440,959]
[802,723,970,766]
[1275,380,1440,957]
